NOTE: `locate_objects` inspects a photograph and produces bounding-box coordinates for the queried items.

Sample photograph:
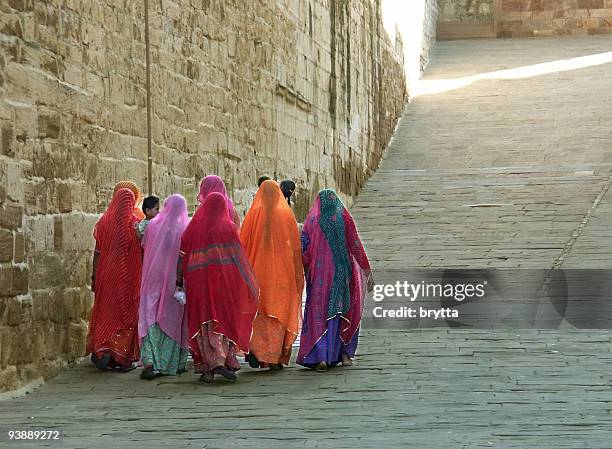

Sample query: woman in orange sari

[88,188,142,371]
[240,180,303,370]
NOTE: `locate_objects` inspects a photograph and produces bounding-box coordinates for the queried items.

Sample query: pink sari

[139,194,189,349]
[197,175,241,227]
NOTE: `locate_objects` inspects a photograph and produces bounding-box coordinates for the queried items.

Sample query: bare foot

[315,362,328,372]
[341,354,353,367]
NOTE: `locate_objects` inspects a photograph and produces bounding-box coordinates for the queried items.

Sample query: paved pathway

[3,36,612,448]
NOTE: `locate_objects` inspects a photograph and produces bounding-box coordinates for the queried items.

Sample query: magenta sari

[197,175,240,227]
[139,195,189,353]
[297,190,371,367]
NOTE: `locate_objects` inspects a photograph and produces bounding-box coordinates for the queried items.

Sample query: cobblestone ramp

[2,37,612,448]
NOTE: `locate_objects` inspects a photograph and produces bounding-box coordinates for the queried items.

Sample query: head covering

[297,189,371,363]
[279,180,296,206]
[113,181,145,220]
[87,188,142,365]
[240,180,303,349]
[139,194,190,348]
[197,175,240,227]
[180,192,258,353]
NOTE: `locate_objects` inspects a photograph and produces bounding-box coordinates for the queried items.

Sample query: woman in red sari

[88,188,142,371]
[177,192,258,383]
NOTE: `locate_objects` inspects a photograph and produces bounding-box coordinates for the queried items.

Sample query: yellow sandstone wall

[438,0,612,39]
[0,0,410,391]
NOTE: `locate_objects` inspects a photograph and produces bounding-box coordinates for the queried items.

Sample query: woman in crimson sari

[297,189,373,372]
[240,180,303,370]
[177,192,258,383]
[88,188,142,371]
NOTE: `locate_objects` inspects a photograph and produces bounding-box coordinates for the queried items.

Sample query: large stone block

[0,265,29,297]
[0,124,14,157]
[23,216,53,253]
[0,230,13,263]
[68,321,88,357]
[13,231,24,263]
[0,158,23,204]
[29,253,64,290]
[578,0,605,7]
[37,108,61,139]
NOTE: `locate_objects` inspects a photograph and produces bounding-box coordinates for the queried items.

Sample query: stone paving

[3,36,612,448]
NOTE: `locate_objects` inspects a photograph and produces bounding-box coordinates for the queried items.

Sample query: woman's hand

[174,288,186,305]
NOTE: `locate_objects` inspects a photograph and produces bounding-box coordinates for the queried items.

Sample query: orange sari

[240,180,304,365]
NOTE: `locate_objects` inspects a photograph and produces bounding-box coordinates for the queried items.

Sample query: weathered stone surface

[13,231,24,263]
[0,34,611,449]
[438,0,612,37]
[0,229,13,263]
[421,0,439,72]
[438,0,494,22]
[0,0,423,392]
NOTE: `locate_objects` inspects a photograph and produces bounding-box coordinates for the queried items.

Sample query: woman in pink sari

[139,194,190,380]
[297,189,373,372]
[197,175,241,228]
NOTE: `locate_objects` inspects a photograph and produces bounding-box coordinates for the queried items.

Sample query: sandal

[270,364,284,371]
[245,352,260,369]
[93,354,112,371]
[114,363,136,372]
[200,372,215,383]
[314,362,328,372]
[214,366,237,381]
[140,366,156,380]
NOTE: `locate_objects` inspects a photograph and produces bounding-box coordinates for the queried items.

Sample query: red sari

[87,188,142,368]
[181,192,258,374]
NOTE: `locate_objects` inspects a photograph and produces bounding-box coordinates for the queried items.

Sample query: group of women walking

[87,175,373,383]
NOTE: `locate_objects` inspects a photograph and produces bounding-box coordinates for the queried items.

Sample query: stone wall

[438,0,612,38]
[421,0,440,71]
[438,0,494,23]
[0,0,407,391]
[496,0,612,38]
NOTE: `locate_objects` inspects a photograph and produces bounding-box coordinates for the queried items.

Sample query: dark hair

[142,196,159,213]
[279,180,296,205]
[258,176,271,187]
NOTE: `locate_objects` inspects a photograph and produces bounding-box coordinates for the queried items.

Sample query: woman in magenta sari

[197,175,241,228]
[297,189,373,372]
[138,194,190,380]
[177,192,258,383]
